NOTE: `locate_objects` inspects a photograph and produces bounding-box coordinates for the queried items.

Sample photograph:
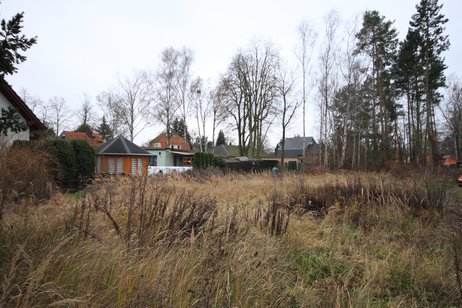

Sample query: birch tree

[155,47,180,146]
[318,10,340,167]
[296,20,317,168]
[113,71,152,142]
[275,64,300,173]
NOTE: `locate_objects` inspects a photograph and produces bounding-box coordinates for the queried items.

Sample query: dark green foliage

[75,123,92,133]
[71,140,95,182]
[0,106,27,136]
[171,117,192,146]
[45,139,95,187]
[45,139,76,185]
[409,0,449,106]
[0,10,37,77]
[355,10,399,162]
[193,152,225,169]
[216,130,226,146]
[96,116,113,142]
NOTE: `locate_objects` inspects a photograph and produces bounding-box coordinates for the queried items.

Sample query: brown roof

[60,131,104,148]
[0,77,47,131]
[148,133,191,151]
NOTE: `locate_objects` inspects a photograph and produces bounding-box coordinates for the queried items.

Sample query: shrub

[0,140,52,220]
[71,139,95,182]
[193,152,224,169]
[45,139,76,186]
[45,139,95,188]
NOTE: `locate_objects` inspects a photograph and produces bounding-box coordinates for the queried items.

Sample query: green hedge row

[193,152,225,169]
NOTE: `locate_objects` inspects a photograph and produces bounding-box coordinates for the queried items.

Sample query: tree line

[2,0,460,169]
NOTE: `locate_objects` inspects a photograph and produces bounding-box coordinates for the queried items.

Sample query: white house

[0,78,46,145]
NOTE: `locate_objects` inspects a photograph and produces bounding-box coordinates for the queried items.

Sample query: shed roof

[95,135,151,156]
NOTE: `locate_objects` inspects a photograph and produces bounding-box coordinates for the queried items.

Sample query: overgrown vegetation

[0,171,461,306]
[0,141,51,220]
[45,139,94,188]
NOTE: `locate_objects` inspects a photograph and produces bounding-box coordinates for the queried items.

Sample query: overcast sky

[1,0,461,147]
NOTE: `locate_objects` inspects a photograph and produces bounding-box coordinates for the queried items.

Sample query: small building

[60,131,104,148]
[148,133,191,151]
[274,136,317,170]
[145,133,193,167]
[95,135,151,176]
[0,77,46,145]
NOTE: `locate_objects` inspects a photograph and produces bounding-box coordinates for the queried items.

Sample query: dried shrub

[0,141,52,220]
[254,191,290,236]
[78,176,218,250]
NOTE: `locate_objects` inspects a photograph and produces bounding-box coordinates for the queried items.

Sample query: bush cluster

[192,152,225,169]
[45,139,95,188]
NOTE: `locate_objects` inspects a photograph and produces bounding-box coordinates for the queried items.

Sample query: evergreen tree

[0,8,37,77]
[216,130,226,146]
[355,10,399,162]
[75,123,92,133]
[171,117,192,145]
[393,30,425,163]
[0,106,27,136]
[409,0,449,164]
[96,116,113,141]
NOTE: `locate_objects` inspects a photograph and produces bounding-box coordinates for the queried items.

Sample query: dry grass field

[1,170,462,307]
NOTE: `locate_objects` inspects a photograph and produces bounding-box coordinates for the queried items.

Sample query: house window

[131,158,137,176]
[108,158,115,174]
[149,155,157,166]
[138,158,142,175]
[116,158,123,174]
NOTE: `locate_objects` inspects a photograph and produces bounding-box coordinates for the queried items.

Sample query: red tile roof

[148,133,191,151]
[60,131,104,148]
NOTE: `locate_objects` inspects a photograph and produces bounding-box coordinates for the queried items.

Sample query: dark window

[149,155,157,166]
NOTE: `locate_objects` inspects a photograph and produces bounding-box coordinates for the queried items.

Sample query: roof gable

[283,136,316,149]
[0,77,46,131]
[148,133,191,151]
[96,135,151,156]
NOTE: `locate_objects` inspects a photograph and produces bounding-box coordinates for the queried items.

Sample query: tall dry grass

[0,170,460,306]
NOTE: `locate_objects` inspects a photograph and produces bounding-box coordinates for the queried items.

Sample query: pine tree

[0,106,27,136]
[409,0,449,164]
[96,116,113,142]
[0,9,37,77]
[355,10,399,162]
[216,130,226,146]
[171,117,192,145]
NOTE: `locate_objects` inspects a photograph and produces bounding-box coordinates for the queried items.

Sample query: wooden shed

[95,136,151,176]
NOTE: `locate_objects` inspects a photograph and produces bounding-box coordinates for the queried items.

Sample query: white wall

[0,91,30,145]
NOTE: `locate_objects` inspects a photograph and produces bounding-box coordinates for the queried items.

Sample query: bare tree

[190,77,210,152]
[222,40,280,158]
[155,47,180,147]
[296,20,317,168]
[441,77,462,162]
[111,71,152,142]
[48,96,71,136]
[78,93,94,128]
[318,10,340,167]
[18,88,42,113]
[209,83,227,152]
[177,48,193,141]
[97,90,126,138]
[333,17,368,169]
[276,64,300,173]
